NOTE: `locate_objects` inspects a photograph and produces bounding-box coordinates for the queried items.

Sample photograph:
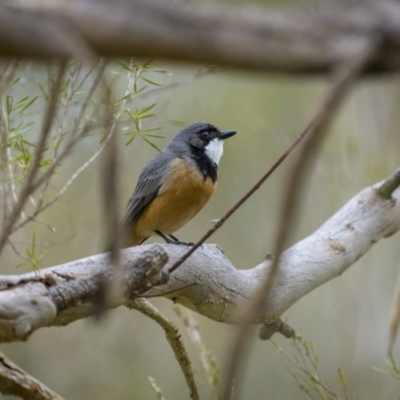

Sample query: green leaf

[337,369,347,390]
[135,103,156,118]
[138,132,162,152]
[114,58,134,72]
[17,96,38,115]
[124,131,137,146]
[15,122,35,134]
[5,95,13,116]
[145,133,165,139]
[37,81,49,101]
[16,96,29,105]
[141,75,163,87]
[115,93,131,104]
[168,119,186,127]
[135,85,147,94]
[10,77,21,88]
[40,158,52,167]
[22,233,48,272]
[143,126,162,132]
[142,59,154,69]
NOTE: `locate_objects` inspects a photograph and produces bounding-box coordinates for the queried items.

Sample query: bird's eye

[201,131,211,140]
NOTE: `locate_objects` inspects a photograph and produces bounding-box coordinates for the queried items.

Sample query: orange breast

[131,158,216,245]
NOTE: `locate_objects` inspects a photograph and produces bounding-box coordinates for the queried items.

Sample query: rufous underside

[129,158,216,245]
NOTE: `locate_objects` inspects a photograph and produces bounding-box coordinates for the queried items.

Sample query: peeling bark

[0,172,398,343]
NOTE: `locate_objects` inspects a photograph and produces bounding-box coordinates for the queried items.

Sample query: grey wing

[121,153,169,227]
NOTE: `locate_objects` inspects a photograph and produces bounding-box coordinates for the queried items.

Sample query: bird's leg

[154,231,193,246]
[169,234,194,246]
[155,230,175,244]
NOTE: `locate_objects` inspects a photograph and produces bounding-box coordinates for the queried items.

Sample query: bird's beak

[219,130,237,140]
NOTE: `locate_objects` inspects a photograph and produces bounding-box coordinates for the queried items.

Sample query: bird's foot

[169,234,194,247]
[174,241,194,247]
[155,231,194,246]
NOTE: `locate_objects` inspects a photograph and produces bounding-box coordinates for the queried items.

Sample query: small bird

[120,122,237,247]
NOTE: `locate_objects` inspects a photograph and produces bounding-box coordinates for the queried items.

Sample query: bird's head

[172,122,237,165]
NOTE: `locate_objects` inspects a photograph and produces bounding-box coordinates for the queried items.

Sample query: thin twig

[136,66,217,99]
[35,62,81,212]
[55,62,81,153]
[2,96,20,213]
[271,338,341,400]
[175,308,221,399]
[127,298,200,400]
[0,61,66,256]
[104,85,120,256]
[93,77,124,318]
[388,260,400,355]
[10,122,93,233]
[72,60,106,138]
[0,59,18,98]
[12,62,108,231]
[36,61,106,211]
[75,59,101,94]
[0,60,19,218]
[220,37,378,400]
[7,238,30,263]
[11,234,75,247]
[137,282,197,298]
[165,73,329,273]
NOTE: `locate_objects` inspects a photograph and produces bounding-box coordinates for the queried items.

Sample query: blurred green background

[2,1,400,399]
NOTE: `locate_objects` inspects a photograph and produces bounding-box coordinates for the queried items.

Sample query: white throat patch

[205,138,224,165]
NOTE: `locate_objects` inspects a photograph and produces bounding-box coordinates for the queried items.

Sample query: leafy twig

[175,307,220,399]
[128,298,200,400]
[272,337,354,400]
[0,61,66,256]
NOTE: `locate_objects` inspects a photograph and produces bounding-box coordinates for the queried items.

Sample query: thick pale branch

[0,352,64,400]
[0,246,168,342]
[0,171,398,343]
[2,0,400,73]
[150,169,400,323]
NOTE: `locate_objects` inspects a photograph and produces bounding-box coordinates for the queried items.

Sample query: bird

[120,122,237,247]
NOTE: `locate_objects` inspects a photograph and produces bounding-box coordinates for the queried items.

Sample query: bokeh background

[2,1,400,399]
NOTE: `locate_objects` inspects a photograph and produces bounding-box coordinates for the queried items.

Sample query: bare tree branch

[0,169,398,343]
[0,1,400,74]
[0,245,168,342]
[0,352,64,400]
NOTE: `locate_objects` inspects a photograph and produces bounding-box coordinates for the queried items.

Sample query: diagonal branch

[220,35,378,400]
[0,168,398,343]
[154,166,400,324]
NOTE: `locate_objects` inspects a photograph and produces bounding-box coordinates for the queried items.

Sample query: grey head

[166,122,237,166]
[121,122,236,228]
